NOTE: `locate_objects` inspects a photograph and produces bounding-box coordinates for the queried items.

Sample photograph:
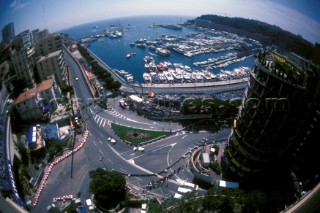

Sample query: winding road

[31,47,231,212]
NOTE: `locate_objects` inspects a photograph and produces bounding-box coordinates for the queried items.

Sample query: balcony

[255,59,308,89]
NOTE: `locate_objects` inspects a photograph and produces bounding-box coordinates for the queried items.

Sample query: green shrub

[210,162,222,175]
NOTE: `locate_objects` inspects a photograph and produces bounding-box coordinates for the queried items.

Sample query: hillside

[188,14,320,65]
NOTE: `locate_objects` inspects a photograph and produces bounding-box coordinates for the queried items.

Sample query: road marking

[97,116,102,124]
[167,143,176,167]
[98,117,103,127]
[93,141,97,146]
[101,118,106,127]
[134,177,142,181]
[120,168,127,173]
[99,149,103,154]
[181,135,188,139]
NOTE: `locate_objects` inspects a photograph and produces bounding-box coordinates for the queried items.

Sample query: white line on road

[99,149,103,154]
[99,117,104,127]
[120,168,127,173]
[93,141,97,146]
[100,118,104,126]
[96,116,101,124]
[102,119,106,127]
[134,177,142,181]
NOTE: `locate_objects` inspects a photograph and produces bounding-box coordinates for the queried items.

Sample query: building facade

[32,29,49,43]
[222,50,320,183]
[10,28,64,89]
[2,23,15,45]
[34,33,62,57]
[14,78,61,121]
[11,46,36,88]
[36,50,67,87]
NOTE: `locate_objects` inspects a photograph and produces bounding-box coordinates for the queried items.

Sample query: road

[31,47,231,212]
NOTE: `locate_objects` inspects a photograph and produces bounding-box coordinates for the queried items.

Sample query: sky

[0,0,320,43]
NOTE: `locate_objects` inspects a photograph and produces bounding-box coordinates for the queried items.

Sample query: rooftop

[15,78,54,104]
[37,50,62,63]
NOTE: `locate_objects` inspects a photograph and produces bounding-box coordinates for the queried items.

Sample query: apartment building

[36,50,67,87]
[11,46,36,88]
[222,50,320,186]
[34,33,63,56]
[14,78,61,121]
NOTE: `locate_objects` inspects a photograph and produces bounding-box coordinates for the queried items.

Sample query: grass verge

[111,123,169,145]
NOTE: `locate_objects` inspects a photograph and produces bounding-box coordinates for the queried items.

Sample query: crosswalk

[89,108,110,128]
[107,108,128,120]
[89,107,131,128]
[93,113,110,127]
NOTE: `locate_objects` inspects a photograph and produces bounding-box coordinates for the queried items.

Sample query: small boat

[126,53,131,59]
[157,64,165,71]
[143,72,152,83]
[155,48,170,57]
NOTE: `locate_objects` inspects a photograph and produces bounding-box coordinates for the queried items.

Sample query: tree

[48,207,60,213]
[15,140,29,166]
[89,168,126,209]
[111,80,121,91]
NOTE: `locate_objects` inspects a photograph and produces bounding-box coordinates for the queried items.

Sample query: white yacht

[143,72,152,83]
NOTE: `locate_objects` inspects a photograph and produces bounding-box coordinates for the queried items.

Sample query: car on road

[133,146,144,152]
[107,137,116,144]
[75,77,79,81]
[85,199,95,211]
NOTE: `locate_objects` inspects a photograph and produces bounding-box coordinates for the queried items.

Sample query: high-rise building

[32,29,49,43]
[36,50,67,86]
[34,33,63,57]
[2,23,15,44]
[11,28,65,89]
[222,50,320,185]
[11,46,36,88]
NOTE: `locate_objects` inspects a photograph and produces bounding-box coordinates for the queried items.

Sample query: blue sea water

[61,15,255,83]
